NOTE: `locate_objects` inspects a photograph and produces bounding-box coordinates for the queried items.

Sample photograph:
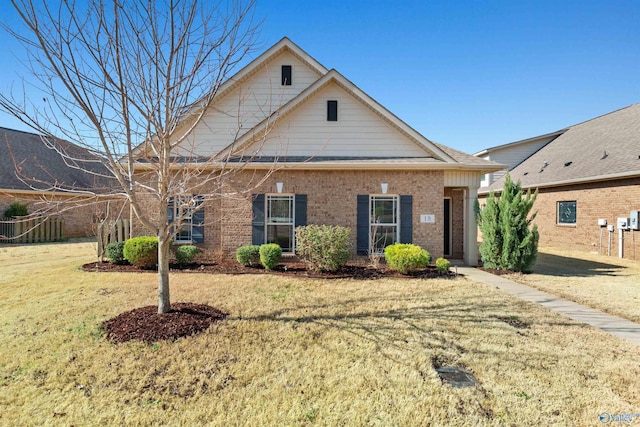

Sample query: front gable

[178,47,326,157]
[153,37,501,175]
[240,79,440,159]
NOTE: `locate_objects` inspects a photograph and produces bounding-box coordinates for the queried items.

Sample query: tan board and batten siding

[182,50,324,157]
[444,171,482,188]
[248,81,432,158]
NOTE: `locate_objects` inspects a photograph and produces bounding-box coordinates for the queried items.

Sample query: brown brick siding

[479,177,640,261]
[532,178,640,260]
[127,169,469,261]
[218,170,446,258]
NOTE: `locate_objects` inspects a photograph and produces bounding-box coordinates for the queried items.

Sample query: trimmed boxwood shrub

[4,201,28,218]
[295,224,351,272]
[175,245,199,266]
[236,245,261,267]
[123,236,158,269]
[384,243,431,274]
[259,243,282,270]
[435,257,451,275]
[106,241,128,265]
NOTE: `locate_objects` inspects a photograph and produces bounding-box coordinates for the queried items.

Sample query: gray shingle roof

[0,127,114,193]
[433,142,504,168]
[487,103,640,191]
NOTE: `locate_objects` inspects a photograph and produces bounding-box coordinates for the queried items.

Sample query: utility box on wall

[630,211,640,230]
[617,217,630,231]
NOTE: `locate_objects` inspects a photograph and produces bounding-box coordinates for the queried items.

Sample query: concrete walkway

[456,266,640,345]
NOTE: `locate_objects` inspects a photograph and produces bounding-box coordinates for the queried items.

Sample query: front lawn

[506,246,640,323]
[0,241,638,426]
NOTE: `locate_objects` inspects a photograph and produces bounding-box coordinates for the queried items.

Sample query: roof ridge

[565,102,640,130]
[0,126,42,137]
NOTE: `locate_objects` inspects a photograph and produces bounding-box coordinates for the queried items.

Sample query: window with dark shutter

[253,193,307,252]
[327,100,338,121]
[357,194,412,255]
[281,65,292,86]
[168,195,204,243]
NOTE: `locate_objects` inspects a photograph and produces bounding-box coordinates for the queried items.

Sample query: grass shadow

[532,252,625,277]
[235,295,584,372]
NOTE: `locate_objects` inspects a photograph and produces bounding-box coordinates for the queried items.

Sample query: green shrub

[106,241,128,265]
[259,243,282,270]
[175,245,199,266]
[295,225,351,272]
[236,245,261,267]
[435,257,451,275]
[123,236,158,269]
[4,201,28,218]
[476,173,539,272]
[384,243,431,274]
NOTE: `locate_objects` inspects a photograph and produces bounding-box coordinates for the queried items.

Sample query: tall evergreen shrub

[476,174,539,272]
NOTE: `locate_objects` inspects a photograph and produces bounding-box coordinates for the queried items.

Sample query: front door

[443,198,451,257]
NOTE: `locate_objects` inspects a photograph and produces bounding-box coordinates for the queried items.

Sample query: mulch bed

[91,260,453,344]
[82,260,450,280]
[102,303,227,344]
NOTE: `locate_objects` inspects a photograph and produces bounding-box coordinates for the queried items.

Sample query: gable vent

[281,65,292,86]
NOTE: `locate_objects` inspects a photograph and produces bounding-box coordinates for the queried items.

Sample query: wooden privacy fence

[96,219,130,258]
[0,216,65,244]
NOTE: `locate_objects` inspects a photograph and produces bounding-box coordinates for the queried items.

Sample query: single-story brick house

[133,38,503,265]
[0,127,114,238]
[477,103,640,259]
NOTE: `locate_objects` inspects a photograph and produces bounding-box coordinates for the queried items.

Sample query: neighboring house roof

[0,127,113,193]
[484,103,640,193]
[473,129,566,158]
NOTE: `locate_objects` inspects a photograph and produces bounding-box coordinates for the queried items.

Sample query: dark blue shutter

[167,197,174,224]
[295,194,307,227]
[400,195,413,244]
[192,196,205,243]
[356,195,369,255]
[252,194,265,245]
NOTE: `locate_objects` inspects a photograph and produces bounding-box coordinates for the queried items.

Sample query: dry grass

[505,246,640,323]
[1,241,639,426]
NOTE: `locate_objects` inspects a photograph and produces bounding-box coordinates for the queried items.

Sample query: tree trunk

[157,235,171,314]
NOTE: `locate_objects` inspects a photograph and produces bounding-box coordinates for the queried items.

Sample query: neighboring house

[479,103,640,259]
[134,38,503,265]
[0,127,114,238]
[474,130,565,188]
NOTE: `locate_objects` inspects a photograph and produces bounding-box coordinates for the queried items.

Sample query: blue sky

[1,0,639,154]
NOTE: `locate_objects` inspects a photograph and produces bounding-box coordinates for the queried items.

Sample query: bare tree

[0,0,269,313]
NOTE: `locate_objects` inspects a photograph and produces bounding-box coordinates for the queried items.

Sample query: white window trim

[265,193,296,254]
[369,194,400,255]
